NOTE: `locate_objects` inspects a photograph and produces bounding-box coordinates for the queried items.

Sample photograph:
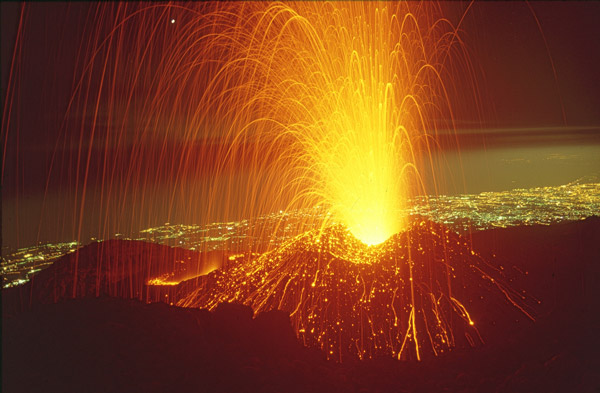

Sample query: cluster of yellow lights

[147,274,179,286]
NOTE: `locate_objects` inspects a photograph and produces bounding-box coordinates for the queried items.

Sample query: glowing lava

[179,219,536,361]
[7,2,510,362]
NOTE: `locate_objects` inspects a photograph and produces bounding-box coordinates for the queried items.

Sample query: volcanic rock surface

[3,217,599,392]
[2,239,227,314]
[179,219,537,361]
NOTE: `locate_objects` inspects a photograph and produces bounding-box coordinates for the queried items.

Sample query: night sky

[2,2,600,250]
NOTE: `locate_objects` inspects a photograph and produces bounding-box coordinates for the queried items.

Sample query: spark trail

[25,1,478,249]
[4,2,513,361]
[179,218,536,361]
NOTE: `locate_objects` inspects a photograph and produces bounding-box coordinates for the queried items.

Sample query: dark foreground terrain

[3,218,600,392]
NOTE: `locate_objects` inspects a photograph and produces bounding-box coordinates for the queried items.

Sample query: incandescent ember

[179,218,537,361]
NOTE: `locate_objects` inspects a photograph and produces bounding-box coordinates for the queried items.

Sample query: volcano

[3,218,599,393]
[178,218,537,361]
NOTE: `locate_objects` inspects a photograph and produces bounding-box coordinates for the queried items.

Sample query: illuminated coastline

[3,181,598,288]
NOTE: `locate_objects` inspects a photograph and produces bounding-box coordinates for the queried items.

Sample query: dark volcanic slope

[471,216,600,319]
[3,218,600,393]
[2,239,227,314]
[179,219,538,361]
[3,298,324,393]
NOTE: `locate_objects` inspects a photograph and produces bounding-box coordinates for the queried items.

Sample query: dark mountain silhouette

[2,217,599,392]
[2,239,228,314]
[178,219,539,361]
[470,216,600,320]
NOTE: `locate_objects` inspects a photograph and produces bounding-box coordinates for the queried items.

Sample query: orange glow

[8,1,539,362]
[129,1,465,247]
[19,1,476,250]
[178,219,536,361]
[147,276,179,286]
[202,1,457,245]
[77,1,485,360]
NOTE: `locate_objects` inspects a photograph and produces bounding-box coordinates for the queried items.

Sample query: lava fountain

[190,1,465,245]
[27,1,475,248]
[4,2,531,362]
